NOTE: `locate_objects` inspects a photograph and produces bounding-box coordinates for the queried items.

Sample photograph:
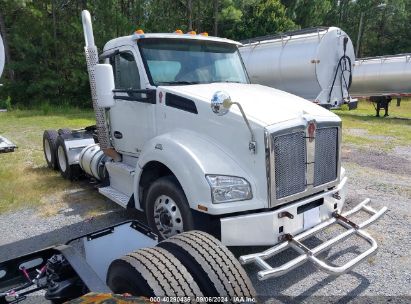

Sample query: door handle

[113,131,123,139]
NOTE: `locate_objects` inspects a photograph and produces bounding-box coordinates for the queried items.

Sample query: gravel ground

[0,145,410,303]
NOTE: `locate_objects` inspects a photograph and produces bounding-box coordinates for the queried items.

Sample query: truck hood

[162,83,338,126]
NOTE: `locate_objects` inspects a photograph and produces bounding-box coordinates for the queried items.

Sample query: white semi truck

[240,27,357,110]
[42,11,386,281]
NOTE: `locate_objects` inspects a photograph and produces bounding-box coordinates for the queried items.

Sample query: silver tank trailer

[0,34,5,79]
[350,54,411,97]
[240,27,356,109]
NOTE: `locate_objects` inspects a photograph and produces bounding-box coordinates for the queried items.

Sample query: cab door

[107,46,156,156]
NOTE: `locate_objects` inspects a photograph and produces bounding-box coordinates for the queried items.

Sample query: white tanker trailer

[0,33,4,79]
[351,54,411,97]
[240,27,357,109]
[350,54,411,116]
[0,33,17,152]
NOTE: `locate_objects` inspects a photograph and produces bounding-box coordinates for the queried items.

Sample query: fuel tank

[79,144,109,181]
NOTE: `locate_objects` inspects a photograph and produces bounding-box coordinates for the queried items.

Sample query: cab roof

[103,32,242,51]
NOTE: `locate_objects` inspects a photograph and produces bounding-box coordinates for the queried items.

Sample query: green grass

[336,98,411,119]
[0,108,96,214]
[334,99,411,150]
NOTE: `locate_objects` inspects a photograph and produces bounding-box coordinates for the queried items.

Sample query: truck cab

[102,33,248,157]
[86,29,347,246]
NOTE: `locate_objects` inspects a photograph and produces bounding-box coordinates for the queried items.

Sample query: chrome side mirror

[210,90,257,153]
[211,91,232,116]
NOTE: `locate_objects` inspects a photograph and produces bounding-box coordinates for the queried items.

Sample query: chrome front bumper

[239,198,387,280]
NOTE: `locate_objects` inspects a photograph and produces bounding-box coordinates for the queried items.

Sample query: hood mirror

[210,91,257,154]
[211,91,232,116]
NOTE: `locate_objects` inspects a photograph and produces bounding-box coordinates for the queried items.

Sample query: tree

[283,0,332,28]
[219,0,296,40]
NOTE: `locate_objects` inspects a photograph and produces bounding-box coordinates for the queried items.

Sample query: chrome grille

[273,131,306,199]
[268,121,340,207]
[314,127,338,186]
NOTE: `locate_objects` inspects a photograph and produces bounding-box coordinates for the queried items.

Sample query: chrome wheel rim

[57,146,67,172]
[44,140,52,163]
[153,195,183,239]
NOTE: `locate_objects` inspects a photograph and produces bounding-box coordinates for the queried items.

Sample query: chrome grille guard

[239,198,387,280]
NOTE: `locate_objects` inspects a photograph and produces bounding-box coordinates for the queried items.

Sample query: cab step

[105,161,135,199]
[99,186,130,208]
[106,161,135,175]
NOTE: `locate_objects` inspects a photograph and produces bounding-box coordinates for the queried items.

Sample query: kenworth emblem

[307,121,316,142]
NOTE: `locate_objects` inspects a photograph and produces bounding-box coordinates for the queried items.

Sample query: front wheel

[145,176,194,240]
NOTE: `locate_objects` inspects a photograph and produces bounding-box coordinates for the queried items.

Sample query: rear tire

[55,136,79,180]
[43,130,59,170]
[58,128,71,135]
[106,247,203,298]
[158,231,256,298]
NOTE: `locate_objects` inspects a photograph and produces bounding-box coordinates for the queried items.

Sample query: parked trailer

[0,34,4,80]
[0,221,255,302]
[351,54,411,116]
[42,10,385,285]
[0,35,17,153]
[240,27,357,109]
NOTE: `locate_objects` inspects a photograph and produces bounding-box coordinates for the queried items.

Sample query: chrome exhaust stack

[81,10,120,161]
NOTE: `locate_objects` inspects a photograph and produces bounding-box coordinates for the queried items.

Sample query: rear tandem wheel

[55,135,81,180]
[43,130,59,170]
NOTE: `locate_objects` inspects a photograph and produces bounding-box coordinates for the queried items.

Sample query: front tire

[145,176,194,240]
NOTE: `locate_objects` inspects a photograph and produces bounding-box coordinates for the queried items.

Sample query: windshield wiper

[211,80,243,84]
[157,81,200,85]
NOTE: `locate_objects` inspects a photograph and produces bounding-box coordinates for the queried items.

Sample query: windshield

[138,38,249,86]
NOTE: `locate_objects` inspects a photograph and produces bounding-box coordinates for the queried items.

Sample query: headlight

[206,175,252,203]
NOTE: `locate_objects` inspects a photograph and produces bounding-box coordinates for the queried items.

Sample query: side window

[109,51,140,90]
